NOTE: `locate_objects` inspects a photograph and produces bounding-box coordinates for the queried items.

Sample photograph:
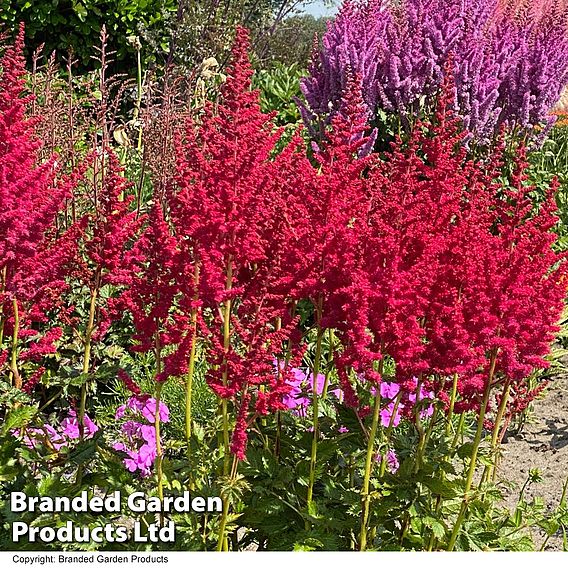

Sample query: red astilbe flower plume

[359,71,568,416]
[65,147,143,344]
[0,26,80,391]
[171,27,311,460]
[481,152,566,383]
[363,75,479,387]
[172,26,289,305]
[279,71,379,409]
[82,149,141,289]
[415,105,568,414]
[117,369,141,396]
[119,203,191,383]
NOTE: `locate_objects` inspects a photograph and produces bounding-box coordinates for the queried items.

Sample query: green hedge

[1,0,176,72]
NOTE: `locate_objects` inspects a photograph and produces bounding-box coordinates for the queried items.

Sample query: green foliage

[0,0,176,72]
[253,62,303,125]
[527,124,568,250]
[157,1,332,74]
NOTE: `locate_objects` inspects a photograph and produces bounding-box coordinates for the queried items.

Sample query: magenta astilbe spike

[0,26,81,391]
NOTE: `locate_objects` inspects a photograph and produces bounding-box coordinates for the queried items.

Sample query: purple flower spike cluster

[113,395,169,477]
[282,367,343,417]
[298,0,390,137]
[19,410,98,450]
[300,0,568,145]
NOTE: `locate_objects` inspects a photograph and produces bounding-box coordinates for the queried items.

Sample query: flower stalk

[78,287,98,440]
[185,263,200,443]
[446,349,498,550]
[221,257,233,475]
[359,383,382,551]
[9,299,21,389]
[216,455,238,551]
[306,296,324,509]
[482,380,511,484]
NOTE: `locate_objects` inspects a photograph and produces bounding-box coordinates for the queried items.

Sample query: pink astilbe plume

[0,26,80,391]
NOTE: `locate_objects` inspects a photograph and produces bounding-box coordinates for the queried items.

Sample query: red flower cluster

[2,25,564,463]
[54,146,144,355]
[165,31,566,456]
[344,74,567,416]
[168,27,312,457]
[0,26,79,390]
[120,203,189,383]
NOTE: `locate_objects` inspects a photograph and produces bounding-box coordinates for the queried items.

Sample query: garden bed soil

[498,372,568,550]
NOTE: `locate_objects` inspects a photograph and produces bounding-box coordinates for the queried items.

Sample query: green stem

[427,376,460,552]
[0,267,6,350]
[306,297,324,510]
[38,389,63,414]
[422,406,439,457]
[384,391,403,442]
[221,258,233,475]
[216,455,238,551]
[185,263,200,444]
[446,373,459,437]
[79,288,97,440]
[321,328,334,399]
[413,376,427,474]
[185,264,200,487]
[135,44,143,154]
[155,381,164,512]
[153,328,165,521]
[359,385,382,551]
[560,475,568,509]
[450,413,466,455]
[9,299,20,389]
[446,350,497,551]
[430,408,467,544]
[186,323,197,442]
[482,380,511,484]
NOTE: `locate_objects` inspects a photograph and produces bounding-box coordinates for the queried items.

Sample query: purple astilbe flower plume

[301,0,568,145]
[298,0,390,138]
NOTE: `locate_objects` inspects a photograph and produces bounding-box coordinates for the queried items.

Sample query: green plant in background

[155,1,334,74]
[528,123,568,252]
[253,62,303,125]
[257,14,330,68]
[0,0,176,72]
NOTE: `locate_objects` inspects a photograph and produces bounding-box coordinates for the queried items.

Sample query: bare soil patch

[498,372,568,550]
